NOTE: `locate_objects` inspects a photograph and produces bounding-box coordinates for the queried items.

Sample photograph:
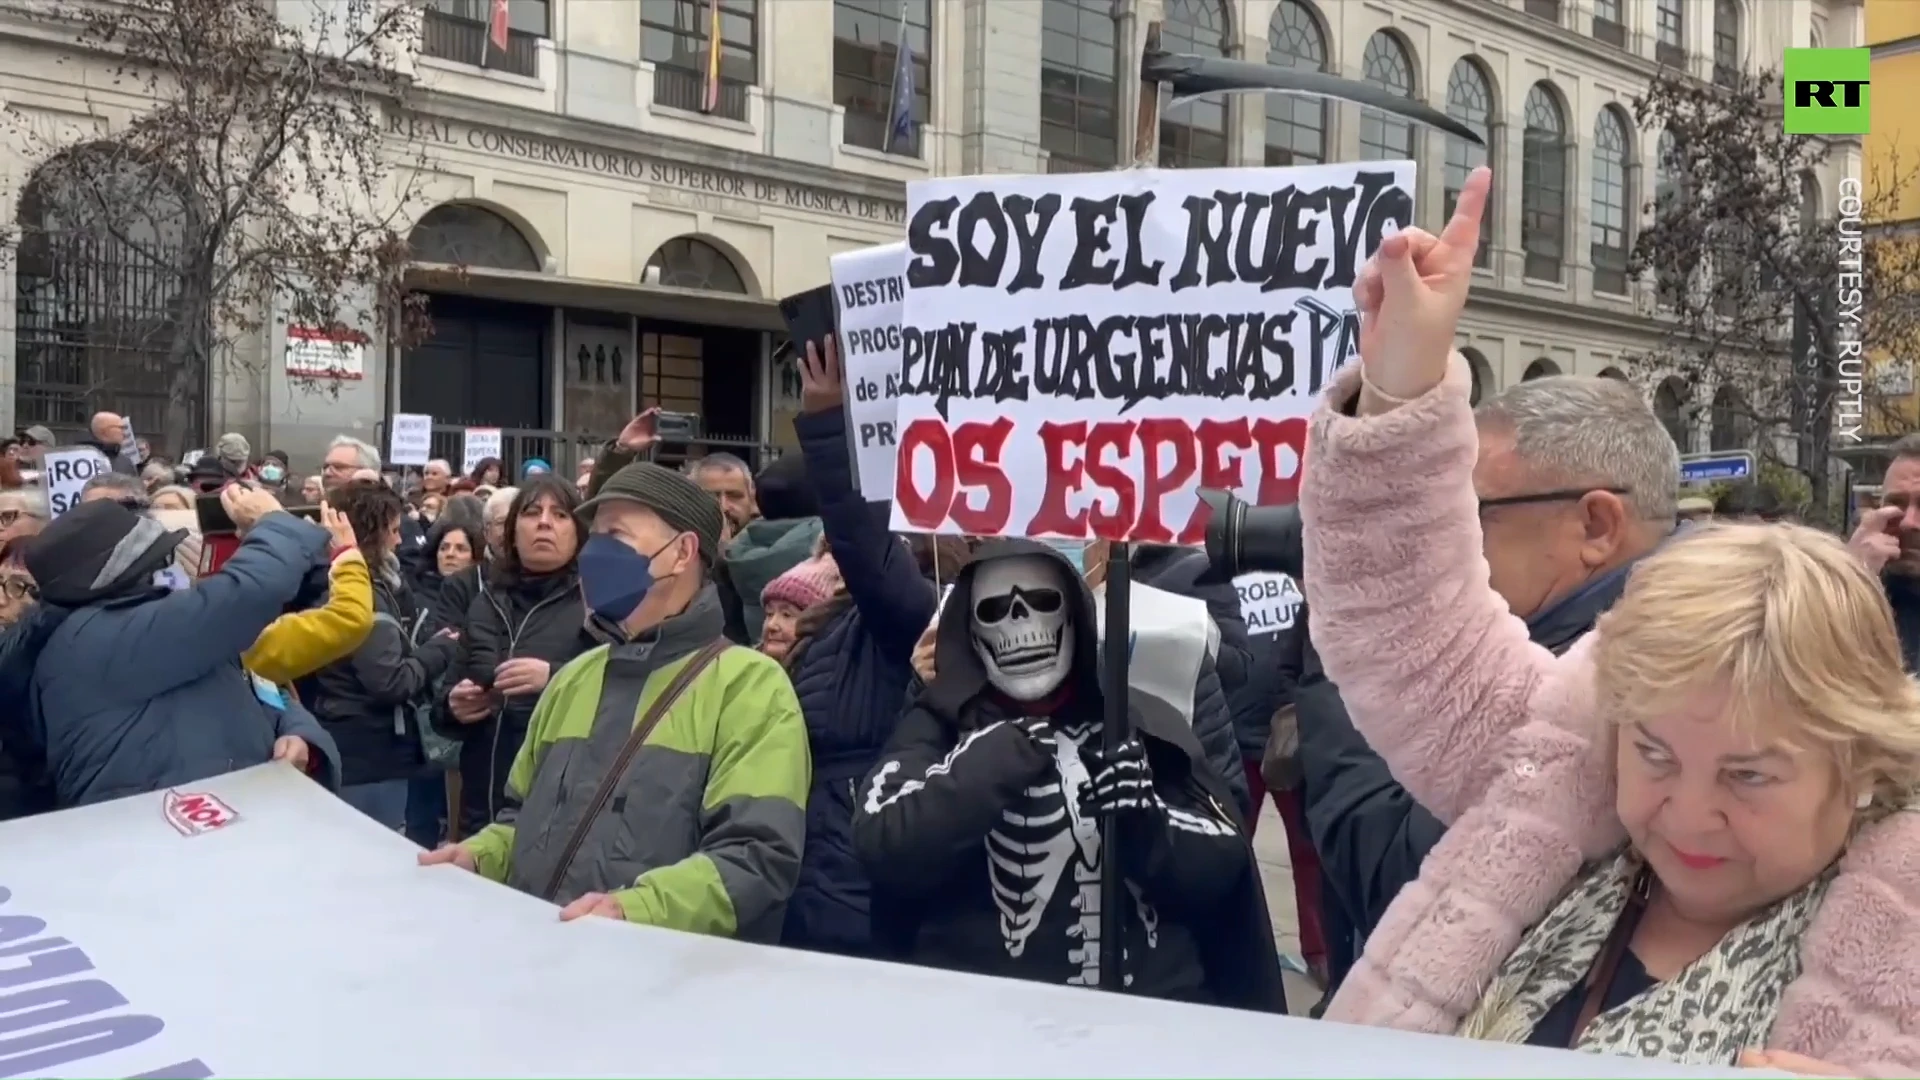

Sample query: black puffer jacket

[444,569,593,836]
[302,575,456,787]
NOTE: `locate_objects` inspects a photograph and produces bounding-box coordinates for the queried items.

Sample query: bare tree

[1629,66,1920,521]
[2,0,431,454]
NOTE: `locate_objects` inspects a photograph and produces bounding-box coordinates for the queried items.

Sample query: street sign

[1680,451,1754,483]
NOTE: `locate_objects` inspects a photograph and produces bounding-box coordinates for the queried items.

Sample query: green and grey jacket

[464,586,811,941]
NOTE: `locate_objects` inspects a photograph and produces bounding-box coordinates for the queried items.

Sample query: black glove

[1078,735,1160,818]
[1014,716,1055,749]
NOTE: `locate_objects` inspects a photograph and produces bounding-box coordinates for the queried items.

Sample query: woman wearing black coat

[440,475,594,838]
[302,480,458,830]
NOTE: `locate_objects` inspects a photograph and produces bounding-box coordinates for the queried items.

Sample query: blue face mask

[578,533,677,624]
[259,464,284,484]
[1045,538,1089,575]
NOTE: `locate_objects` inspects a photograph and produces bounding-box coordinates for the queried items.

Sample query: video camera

[1196,488,1304,582]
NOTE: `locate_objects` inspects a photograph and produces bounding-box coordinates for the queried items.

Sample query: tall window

[1713,0,1741,86]
[1265,1,1328,167]
[1654,377,1691,452]
[642,0,759,122]
[1656,0,1685,67]
[1591,0,1625,46]
[1653,131,1685,307]
[1591,109,1632,295]
[834,0,933,156]
[1159,0,1229,167]
[1040,0,1116,172]
[1520,83,1566,283]
[1359,32,1415,162]
[1444,59,1494,268]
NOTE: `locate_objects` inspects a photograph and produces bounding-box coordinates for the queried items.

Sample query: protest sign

[462,427,502,474]
[830,241,907,502]
[1093,582,1219,726]
[889,161,1415,541]
[0,765,1767,1079]
[42,446,112,515]
[387,413,432,467]
[1235,572,1302,637]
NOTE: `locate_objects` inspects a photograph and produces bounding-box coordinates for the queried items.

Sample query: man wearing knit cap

[421,459,811,941]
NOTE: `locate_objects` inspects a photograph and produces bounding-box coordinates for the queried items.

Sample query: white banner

[387,413,432,468]
[461,427,502,474]
[41,446,112,516]
[830,242,907,503]
[0,766,1773,1078]
[1094,582,1218,726]
[889,161,1414,542]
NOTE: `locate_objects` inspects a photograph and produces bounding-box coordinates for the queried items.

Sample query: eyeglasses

[1478,487,1630,516]
[1,578,38,601]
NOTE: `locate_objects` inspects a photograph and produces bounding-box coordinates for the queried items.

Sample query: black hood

[924,537,1100,726]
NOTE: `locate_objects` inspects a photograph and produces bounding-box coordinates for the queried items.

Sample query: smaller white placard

[388,413,433,467]
[41,446,113,516]
[286,326,367,380]
[1234,572,1302,638]
[830,242,907,502]
[462,428,502,474]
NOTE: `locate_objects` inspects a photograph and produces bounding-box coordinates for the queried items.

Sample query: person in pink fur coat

[1300,167,1920,1076]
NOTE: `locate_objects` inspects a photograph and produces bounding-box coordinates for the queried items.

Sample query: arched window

[1654,376,1691,452]
[1265,1,1329,167]
[1158,0,1230,168]
[1713,0,1741,86]
[1462,348,1494,406]
[642,0,759,121]
[1359,32,1415,162]
[1523,358,1561,381]
[1444,58,1494,268]
[408,204,542,271]
[13,146,204,453]
[833,0,933,156]
[1710,385,1753,451]
[1591,108,1632,296]
[643,236,748,293]
[1598,366,1629,381]
[1655,0,1685,67]
[1039,0,1117,172]
[1521,83,1567,283]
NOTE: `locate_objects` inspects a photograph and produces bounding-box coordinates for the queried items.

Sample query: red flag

[487,0,510,56]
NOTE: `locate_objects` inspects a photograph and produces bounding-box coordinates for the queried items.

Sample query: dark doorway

[635,316,762,469]
[402,293,550,428]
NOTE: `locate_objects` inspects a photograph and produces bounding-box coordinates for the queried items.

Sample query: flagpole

[881,0,909,154]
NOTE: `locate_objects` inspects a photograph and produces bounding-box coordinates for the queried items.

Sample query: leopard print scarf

[1458,849,1829,1066]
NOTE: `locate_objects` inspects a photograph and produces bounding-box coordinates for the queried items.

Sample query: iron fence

[374,423,783,482]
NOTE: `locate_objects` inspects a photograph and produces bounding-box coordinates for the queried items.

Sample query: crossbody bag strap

[539,637,733,902]
[1570,865,1653,1046]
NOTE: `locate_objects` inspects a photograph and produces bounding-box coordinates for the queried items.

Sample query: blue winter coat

[31,513,343,807]
[780,408,938,956]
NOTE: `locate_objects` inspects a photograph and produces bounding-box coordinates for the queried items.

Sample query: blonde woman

[1301,167,1920,1074]
[149,485,195,513]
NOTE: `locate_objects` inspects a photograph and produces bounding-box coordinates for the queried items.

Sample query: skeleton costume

[852,540,1287,1012]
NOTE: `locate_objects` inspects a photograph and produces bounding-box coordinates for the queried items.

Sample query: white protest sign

[0,765,1767,1078]
[462,427,502,474]
[890,161,1415,541]
[830,241,907,502]
[1094,582,1219,727]
[41,446,112,515]
[1235,572,1302,637]
[387,412,432,467]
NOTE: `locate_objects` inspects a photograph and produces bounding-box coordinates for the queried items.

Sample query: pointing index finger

[1439,166,1492,265]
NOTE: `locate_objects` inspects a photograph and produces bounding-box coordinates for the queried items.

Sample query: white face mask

[968,555,1075,701]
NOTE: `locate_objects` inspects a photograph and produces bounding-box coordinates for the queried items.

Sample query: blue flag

[884,9,915,152]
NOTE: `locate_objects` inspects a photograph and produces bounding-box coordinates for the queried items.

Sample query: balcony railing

[653,64,751,123]
[843,108,922,158]
[421,8,540,79]
[1656,40,1687,69]
[1713,62,1739,88]
[1592,17,1627,47]
[1046,155,1105,174]
[1524,0,1561,24]
[1593,248,1630,296]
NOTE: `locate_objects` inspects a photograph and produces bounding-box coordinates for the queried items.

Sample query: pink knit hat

[763,554,841,612]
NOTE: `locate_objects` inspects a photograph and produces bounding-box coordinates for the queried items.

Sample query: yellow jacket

[242,548,375,686]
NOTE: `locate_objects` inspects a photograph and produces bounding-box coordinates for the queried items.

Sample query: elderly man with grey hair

[1293,372,1682,1000]
[79,471,150,510]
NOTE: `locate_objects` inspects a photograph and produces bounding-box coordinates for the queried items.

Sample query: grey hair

[692,452,751,478]
[82,470,148,504]
[1889,433,1920,464]
[328,434,382,471]
[484,485,519,522]
[425,458,451,474]
[1475,375,1680,522]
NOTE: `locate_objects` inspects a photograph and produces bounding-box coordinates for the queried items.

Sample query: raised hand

[1848,505,1903,575]
[1353,165,1491,414]
[799,336,845,415]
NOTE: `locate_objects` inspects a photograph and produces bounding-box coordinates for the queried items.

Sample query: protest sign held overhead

[43,446,113,515]
[889,161,1414,541]
[830,241,907,502]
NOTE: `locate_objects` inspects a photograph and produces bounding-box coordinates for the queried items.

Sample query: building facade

[0,0,1859,468]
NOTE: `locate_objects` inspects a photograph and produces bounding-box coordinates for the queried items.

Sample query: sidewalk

[1254,800,1323,1017]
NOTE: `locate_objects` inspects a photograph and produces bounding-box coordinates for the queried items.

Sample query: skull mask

[969,554,1075,701]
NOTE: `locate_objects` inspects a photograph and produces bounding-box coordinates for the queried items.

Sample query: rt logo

[1783,48,1870,135]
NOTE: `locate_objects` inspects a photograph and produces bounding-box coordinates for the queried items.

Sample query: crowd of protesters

[0,167,1917,1072]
